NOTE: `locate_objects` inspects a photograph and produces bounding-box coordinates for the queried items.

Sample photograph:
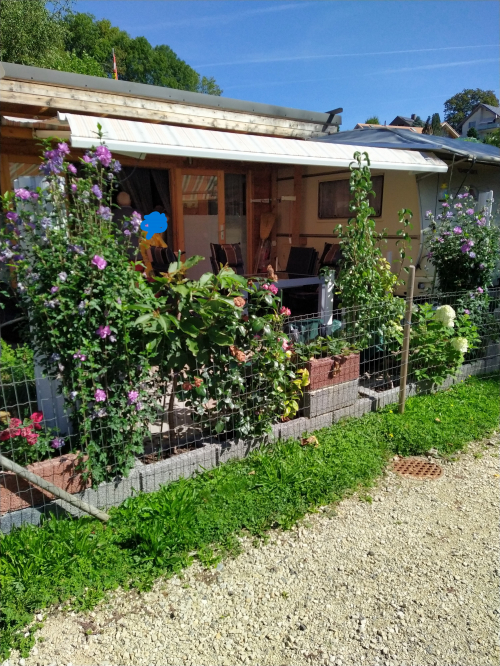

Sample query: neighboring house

[0,61,448,289]
[359,119,458,138]
[460,103,500,138]
[314,127,500,291]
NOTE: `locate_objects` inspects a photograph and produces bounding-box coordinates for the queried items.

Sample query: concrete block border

[2,357,498,533]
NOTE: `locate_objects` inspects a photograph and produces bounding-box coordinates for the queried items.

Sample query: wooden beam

[217,170,225,244]
[292,165,303,246]
[246,170,254,271]
[270,168,278,265]
[0,80,325,138]
[171,168,185,256]
[0,154,12,194]
[0,126,33,139]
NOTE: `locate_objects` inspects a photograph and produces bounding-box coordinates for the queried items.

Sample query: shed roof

[313,127,500,165]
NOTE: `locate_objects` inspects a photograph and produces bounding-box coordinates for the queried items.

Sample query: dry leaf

[435,418,441,423]
[301,435,319,448]
[248,470,255,475]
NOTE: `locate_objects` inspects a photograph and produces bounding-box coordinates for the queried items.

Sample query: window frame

[318,174,384,219]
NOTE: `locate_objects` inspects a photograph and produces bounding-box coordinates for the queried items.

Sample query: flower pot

[0,452,90,515]
[305,353,360,391]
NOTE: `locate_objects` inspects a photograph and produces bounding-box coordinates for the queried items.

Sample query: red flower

[9,418,22,428]
[30,412,44,430]
[26,432,39,446]
[0,430,11,441]
[20,426,34,437]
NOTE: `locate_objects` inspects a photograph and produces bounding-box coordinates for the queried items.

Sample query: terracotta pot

[0,453,90,515]
[305,353,360,391]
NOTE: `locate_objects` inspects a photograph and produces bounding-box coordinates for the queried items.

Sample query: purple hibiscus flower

[112,160,122,173]
[477,218,486,226]
[94,389,107,402]
[96,325,111,339]
[95,145,112,167]
[14,188,32,200]
[91,255,107,270]
[463,309,470,315]
[97,205,112,220]
[6,211,19,222]
[477,287,484,294]
[469,252,476,258]
[465,208,474,215]
[67,163,77,174]
[51,437,65,449]
[91,184,102,199]
[50,286,59,294]
[127,390,139,405]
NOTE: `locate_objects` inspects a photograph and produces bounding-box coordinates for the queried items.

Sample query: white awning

[59,113,448,173]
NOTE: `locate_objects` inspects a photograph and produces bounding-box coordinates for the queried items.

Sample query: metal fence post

[398,265,415,414]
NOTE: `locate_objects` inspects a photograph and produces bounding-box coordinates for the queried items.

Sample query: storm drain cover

[392,457,443,479]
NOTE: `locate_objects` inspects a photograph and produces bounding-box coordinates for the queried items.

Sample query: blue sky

[74,1,499,129]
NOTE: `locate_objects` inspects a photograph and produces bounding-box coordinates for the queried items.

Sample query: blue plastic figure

[141,211,168,240]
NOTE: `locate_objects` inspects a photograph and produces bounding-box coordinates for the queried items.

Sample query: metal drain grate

[392,457,443,479]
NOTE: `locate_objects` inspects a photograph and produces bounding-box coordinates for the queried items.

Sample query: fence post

[398,265,415,414]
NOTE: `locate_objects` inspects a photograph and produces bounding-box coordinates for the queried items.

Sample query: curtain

[118,167,154,217]
[151,169,174,249]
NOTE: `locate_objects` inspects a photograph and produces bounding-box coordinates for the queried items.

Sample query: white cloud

[197,43,499,68]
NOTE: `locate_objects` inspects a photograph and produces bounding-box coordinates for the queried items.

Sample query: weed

[0,375,498,659]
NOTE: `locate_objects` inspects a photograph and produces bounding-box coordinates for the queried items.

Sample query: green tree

[365,116,380,124]
[422,116,432,135]
[467,126,479,139]
[1,2,222,95]
[483,128,500,148]
[431,113,443,136]
[63,12,222,94]
[444,88,499,131]
[412,115,424,127]
[0,0,104,76]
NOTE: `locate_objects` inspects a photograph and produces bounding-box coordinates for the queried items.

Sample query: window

[318,175,384,219]
[468,121,476,128]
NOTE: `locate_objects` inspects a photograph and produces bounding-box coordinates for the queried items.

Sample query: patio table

[243,272,335,324]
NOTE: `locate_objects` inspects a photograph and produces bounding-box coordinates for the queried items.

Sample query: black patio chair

[210,243,245,275]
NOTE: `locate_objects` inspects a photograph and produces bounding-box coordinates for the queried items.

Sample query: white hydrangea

[451,337,468,354]
[434,304,456,328]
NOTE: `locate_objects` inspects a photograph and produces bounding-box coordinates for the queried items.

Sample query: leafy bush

[424,190,500,292]
[134,261,303,438]
[0,136,157,483]
[407,303,479,385]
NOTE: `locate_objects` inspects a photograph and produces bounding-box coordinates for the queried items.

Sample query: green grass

[1,375,498,659]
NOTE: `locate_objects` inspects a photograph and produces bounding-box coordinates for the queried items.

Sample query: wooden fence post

[398,265,416,414]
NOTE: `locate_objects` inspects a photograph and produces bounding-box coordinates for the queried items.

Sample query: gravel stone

[9,438,500,666]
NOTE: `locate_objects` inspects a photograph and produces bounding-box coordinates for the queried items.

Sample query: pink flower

[91,255,107,270]
[453,226,462,234]
[279,306,291,316]
[95,145,112,167]
[465,208,474,215]
[477,218,486,226]
[58,142,70,155]
[71,183,77,192]
[94,389,107,402]
[127,390,139,405]
[96,325,111,339]
[477,287,484,294]
[67,163,77,174]
[14,188,32,200]
[31,193,39,202]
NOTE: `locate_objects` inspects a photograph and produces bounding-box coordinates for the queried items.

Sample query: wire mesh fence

[1,287,499,530]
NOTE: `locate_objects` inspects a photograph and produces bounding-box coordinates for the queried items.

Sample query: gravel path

[8,438,500,666]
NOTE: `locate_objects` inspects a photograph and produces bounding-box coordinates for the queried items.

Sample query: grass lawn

[1,374,498,659]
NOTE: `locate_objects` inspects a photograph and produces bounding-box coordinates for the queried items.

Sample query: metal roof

[312,127,500,165]
[60,112,448,172]
[0,61,340,126]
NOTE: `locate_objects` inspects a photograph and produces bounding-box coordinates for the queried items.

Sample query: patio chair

[146,245,177,276]
[285,246,318,278]
[319,242,343,273]
[210,243,245,275]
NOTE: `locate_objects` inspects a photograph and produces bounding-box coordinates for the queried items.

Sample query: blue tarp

[312,128,500,165]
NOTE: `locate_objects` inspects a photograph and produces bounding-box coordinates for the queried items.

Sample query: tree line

[0,0,222,95]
